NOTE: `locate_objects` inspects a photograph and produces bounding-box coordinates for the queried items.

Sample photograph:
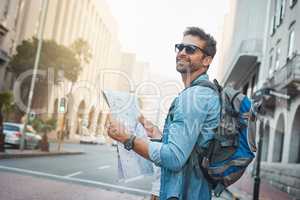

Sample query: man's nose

[178,47,188,56]
[177,48,188,57]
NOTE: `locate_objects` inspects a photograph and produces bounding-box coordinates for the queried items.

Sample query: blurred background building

[0,0,20,92]
[216,0,300,198]
[0,0,150,141]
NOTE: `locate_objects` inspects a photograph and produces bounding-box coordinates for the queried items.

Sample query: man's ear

[203,56,213,67]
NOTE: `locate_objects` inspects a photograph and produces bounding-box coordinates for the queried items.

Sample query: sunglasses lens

[175,44,183,53]
[175,44,196,54]
[185,46,196,54]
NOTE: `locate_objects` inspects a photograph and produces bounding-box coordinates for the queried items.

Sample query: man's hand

[106,114,130,143]
[106,114,151,160]
[138,115,162,139]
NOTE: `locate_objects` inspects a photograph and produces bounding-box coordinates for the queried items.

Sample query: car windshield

[3,124,20,131]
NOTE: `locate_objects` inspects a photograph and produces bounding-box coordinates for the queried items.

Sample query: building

[0,0,151,141]
[0,0,21,92]
[217,0,267,96]
[217,0,300,198]
[257,0,300,198]
[8,0,123,139]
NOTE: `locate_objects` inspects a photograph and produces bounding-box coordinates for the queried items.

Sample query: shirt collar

[191,73,209,85]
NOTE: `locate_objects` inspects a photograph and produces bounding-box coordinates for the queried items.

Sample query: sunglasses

[175,43,207,55]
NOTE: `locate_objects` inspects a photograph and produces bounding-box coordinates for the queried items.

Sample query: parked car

[94,135,106,145]
[79,134,96,144]
[3,122,41,149]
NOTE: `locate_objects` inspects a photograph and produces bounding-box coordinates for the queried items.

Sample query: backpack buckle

[214,183,225,197]
[201,157,209,168]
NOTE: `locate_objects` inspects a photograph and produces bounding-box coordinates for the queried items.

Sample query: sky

[106,0,230,80]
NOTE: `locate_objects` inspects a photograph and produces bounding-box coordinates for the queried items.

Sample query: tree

[0,92,13,152]
[10,37,81,82]
[30,117,56,152]
[70,38,92,65]
[9,37,82,116]
[9,37,92,148]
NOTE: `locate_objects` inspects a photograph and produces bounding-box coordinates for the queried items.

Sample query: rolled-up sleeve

[156,86,219,172]
[148,141,163,166]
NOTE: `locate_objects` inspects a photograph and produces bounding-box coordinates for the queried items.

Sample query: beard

[176,59,198,74]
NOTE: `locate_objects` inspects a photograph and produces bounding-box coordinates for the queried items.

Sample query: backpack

[189,79,257,197]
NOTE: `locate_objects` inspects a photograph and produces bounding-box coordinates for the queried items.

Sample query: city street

[0,143,233,200]
[0,143,154,200]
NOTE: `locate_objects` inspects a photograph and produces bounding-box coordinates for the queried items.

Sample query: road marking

[123,175,144,183]
[0,165,152,196]
[64,171,82,178]
[97,165,111,170]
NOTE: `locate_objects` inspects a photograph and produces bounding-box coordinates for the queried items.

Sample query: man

[107,27,220,200]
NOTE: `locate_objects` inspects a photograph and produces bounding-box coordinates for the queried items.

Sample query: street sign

[29,112,36,121]
[59,98,66,113]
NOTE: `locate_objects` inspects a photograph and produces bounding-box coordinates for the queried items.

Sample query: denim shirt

[148,74,220,200]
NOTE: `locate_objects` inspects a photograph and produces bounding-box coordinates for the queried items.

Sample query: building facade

[9,0,123,139]
[258,0,300,198]
[0,0,21,92]
[217,0,300,198]
[0,0,149,140]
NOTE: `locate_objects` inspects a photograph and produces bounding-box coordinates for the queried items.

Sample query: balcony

[223,39,263,86]
[266,54,300,98]
[261,55,300,113]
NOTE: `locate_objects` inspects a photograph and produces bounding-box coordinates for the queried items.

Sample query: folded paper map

[102,90,154,181]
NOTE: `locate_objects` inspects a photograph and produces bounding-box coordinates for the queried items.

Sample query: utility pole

[20,0,49,150]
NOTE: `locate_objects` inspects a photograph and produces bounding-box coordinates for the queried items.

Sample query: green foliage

[29,117,57,134]
[10,37,81,82]
[70,38,92,65]
[0,92,14,114]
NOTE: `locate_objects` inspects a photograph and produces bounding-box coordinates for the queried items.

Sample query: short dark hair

[183,27,217,58]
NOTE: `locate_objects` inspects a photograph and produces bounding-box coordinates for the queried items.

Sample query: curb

[227,187,252,200]
[0,151,85,159]
[220,188,241,200]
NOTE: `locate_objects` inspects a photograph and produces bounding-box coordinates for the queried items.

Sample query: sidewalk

[0,171,147,200]
[0,143,84,159]
[0,149,84,159]
[228,172,292,200]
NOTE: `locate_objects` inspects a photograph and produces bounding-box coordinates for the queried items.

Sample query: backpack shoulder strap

[191,79,222,120]
[190,79,220,94]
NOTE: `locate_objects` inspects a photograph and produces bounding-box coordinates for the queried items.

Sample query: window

[0,31,5,46]
[275,47,281,70]
[242,83,249,96]
[287,30,295,60]
[270,15,276,36]
[275,0,286,27]
[269,54,274,77]
[289,0,297,7]
[251,74,257,96]
[3,124,20,132]
[280,0,286,21]
[3,0,10,19]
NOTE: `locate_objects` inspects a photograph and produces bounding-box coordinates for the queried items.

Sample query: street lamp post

[20,0,49,150]
[252,88,290,200]
[253,121,263,200]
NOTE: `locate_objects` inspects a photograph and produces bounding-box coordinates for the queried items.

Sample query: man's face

[176,35,209,74]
